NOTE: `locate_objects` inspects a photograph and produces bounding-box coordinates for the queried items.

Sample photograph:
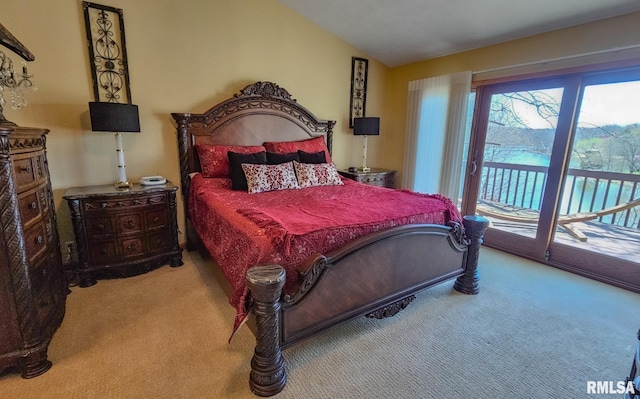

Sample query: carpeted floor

[1,247,638,399]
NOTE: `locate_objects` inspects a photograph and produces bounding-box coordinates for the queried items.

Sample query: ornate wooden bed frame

[172,81,489,397]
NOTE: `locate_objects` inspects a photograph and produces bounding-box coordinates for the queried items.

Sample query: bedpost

[246,265,287,397]
[454,215,490,295]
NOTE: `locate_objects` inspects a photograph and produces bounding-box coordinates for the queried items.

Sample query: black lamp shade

[89,102,140,132]
[353,117,380,136]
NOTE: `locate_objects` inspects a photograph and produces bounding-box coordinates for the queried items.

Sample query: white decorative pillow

[241,162,300,194]
[293,161,344,188]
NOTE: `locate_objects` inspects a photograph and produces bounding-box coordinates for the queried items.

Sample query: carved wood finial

[236,81,295,102]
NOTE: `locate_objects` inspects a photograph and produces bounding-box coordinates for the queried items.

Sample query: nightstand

[338,168,397,188]
[63,182,183,287]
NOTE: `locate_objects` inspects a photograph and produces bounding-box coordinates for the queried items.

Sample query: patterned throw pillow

[196,144,266,178]
[263,136,332,164]
[241,162,300,194]
[293,161,344,188]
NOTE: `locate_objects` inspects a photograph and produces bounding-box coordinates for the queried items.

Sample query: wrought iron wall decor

[349,57,368,128]
[83,2,132,103]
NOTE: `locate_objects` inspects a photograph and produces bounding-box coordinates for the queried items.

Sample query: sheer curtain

[402,71,471,202]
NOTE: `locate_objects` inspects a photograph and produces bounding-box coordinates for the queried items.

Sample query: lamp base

[115,180,132,190]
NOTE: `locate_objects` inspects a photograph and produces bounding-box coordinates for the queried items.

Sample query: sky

[508,80,640,129]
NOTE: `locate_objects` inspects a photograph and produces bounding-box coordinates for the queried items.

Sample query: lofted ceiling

[277,0,640,67]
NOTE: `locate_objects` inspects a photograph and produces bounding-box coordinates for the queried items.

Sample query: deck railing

[480,162,640,229]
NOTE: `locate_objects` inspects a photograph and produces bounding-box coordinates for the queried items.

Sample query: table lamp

[88,102,140,189]
[353,117,379,172]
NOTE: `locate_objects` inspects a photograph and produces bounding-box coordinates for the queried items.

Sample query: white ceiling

[277,0,640,67]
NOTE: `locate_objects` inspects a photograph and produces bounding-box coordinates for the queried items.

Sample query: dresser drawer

[29,256,50,295]
[24,222,48,263]
[12,154,38,192]
[18,187,44,229]
[34,283,54,327]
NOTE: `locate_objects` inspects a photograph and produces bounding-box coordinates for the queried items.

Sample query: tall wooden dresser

[0,125,67,378]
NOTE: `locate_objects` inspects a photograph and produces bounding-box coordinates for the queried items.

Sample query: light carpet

[0,248,638,399]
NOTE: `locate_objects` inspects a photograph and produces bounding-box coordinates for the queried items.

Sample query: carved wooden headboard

[171,81,336,201]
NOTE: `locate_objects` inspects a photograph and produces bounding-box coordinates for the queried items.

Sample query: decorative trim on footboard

[366,295,416,319]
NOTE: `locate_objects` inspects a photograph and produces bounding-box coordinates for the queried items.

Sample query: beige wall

[4,1,640,248]
[384,11,640,185]
[2,0,389,245]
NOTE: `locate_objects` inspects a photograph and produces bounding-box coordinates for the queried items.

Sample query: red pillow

[263,136,332,164]
[196,144,266,178]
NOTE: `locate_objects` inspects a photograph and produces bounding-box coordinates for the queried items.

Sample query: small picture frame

[83,1,132,103]
[349,57,368,128]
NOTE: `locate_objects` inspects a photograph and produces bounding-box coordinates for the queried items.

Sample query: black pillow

[298,150,327,164]
[228,151,267,190]
[266,151,299,165]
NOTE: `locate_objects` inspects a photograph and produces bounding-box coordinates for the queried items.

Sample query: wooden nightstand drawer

[86,216,115,238]
[117,213,143,235]
[83,194,167,212]
[122,237,145,258]
[89,241,119,265]
[148,232,170,253]
[146,209,167,230]
[64,182,183,287]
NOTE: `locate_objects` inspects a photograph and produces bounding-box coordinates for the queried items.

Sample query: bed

[171,81,489,396]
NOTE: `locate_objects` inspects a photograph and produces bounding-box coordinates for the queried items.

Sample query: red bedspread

[189,174,462,333]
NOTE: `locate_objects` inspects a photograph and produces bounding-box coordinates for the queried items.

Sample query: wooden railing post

[454,215,489,295]
[246,265,287,397]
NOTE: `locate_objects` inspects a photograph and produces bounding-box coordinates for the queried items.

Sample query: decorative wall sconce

[0,22,36,127]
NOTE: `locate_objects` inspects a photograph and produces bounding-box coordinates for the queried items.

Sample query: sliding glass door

[462,68,640,291]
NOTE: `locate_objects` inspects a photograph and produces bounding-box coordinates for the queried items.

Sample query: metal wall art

[349,57,368,128]
[83,2,132,103]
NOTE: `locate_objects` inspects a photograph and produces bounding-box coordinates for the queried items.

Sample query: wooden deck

[483,215,640,263]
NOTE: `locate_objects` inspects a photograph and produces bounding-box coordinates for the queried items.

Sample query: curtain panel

[402,71,471,202]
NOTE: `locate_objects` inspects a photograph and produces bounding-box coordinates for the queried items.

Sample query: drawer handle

[35,235,43,244]
[20,166,32,174]
[42,268,48,277]
[153,217,160,223]
[97,223,105,230]
[101,248,108,254]
[30,201,38,210]
[101,202,108,209]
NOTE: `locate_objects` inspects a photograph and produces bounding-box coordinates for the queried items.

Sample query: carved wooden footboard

[246,216,489,396]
